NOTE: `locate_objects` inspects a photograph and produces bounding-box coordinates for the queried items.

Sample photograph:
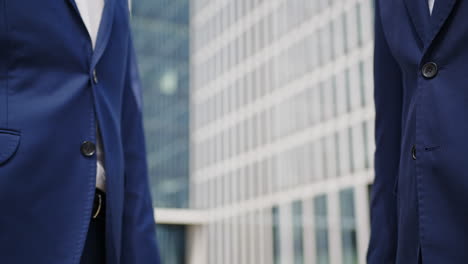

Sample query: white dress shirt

[75,0,107,191]
[428,0,435,15]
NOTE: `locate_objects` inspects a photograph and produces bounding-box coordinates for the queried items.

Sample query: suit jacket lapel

[91,0,115,71]
[66,0,115,70]
[426,0,458,47]
[403,0,432,44]
[66,0,80,14]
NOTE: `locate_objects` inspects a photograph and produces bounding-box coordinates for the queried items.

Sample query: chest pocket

[0,129,20,166]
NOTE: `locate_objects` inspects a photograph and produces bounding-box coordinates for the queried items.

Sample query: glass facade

[132,0,190,209]
[131,1,189,264]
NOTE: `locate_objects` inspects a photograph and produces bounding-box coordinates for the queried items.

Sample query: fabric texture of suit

[0,0,161,263]
[368,0,468,263]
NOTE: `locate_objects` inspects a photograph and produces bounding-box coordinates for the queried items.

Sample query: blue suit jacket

[0,0,160,263]
[368,0,468,263]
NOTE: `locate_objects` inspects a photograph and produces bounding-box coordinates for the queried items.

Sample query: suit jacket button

[411,145,417,160]
[81,141,96,157]
[421,62,438,79]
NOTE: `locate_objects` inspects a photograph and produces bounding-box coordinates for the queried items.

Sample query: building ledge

[154,208,207,225]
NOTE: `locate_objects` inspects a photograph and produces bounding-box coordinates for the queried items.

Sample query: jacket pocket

[0,129,20,165]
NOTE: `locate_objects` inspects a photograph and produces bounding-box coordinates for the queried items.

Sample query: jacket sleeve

[120,34,161,264]
[367,1,403,263]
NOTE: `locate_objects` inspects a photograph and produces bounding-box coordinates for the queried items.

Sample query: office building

[189,0,375,264]
[133,0,377,263]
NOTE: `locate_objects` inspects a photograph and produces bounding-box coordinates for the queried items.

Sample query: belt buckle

[92,193,102,219]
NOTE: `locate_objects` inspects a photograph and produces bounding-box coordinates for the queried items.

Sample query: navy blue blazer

[0,0,160,263]
[368,0,468,263]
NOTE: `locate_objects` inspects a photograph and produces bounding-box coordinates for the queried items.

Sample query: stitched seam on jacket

[5,0,7,128]
[1,0,8,128]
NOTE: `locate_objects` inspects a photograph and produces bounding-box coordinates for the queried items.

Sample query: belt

[92,188,106,220]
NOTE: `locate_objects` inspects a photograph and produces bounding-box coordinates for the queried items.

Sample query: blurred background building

[132,0,376,263]
[131,0,190,263]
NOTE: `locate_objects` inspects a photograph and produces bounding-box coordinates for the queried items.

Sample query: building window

[356,3,363,47]
[272,206,281,264]
[334,132,341,177]
[341,13,349,54]
[345,68,352,113]
[292,201,304,264]
[348,127,355,173]
[362,121,370,169]
[156,224,186,264]
[340,188,358,264]
[314,195,330,264]
[321,138,329,179]
[359,61,366,107]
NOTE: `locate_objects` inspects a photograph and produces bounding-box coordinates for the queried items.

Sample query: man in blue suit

[0,0,160,263]
[368,0,468,263]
